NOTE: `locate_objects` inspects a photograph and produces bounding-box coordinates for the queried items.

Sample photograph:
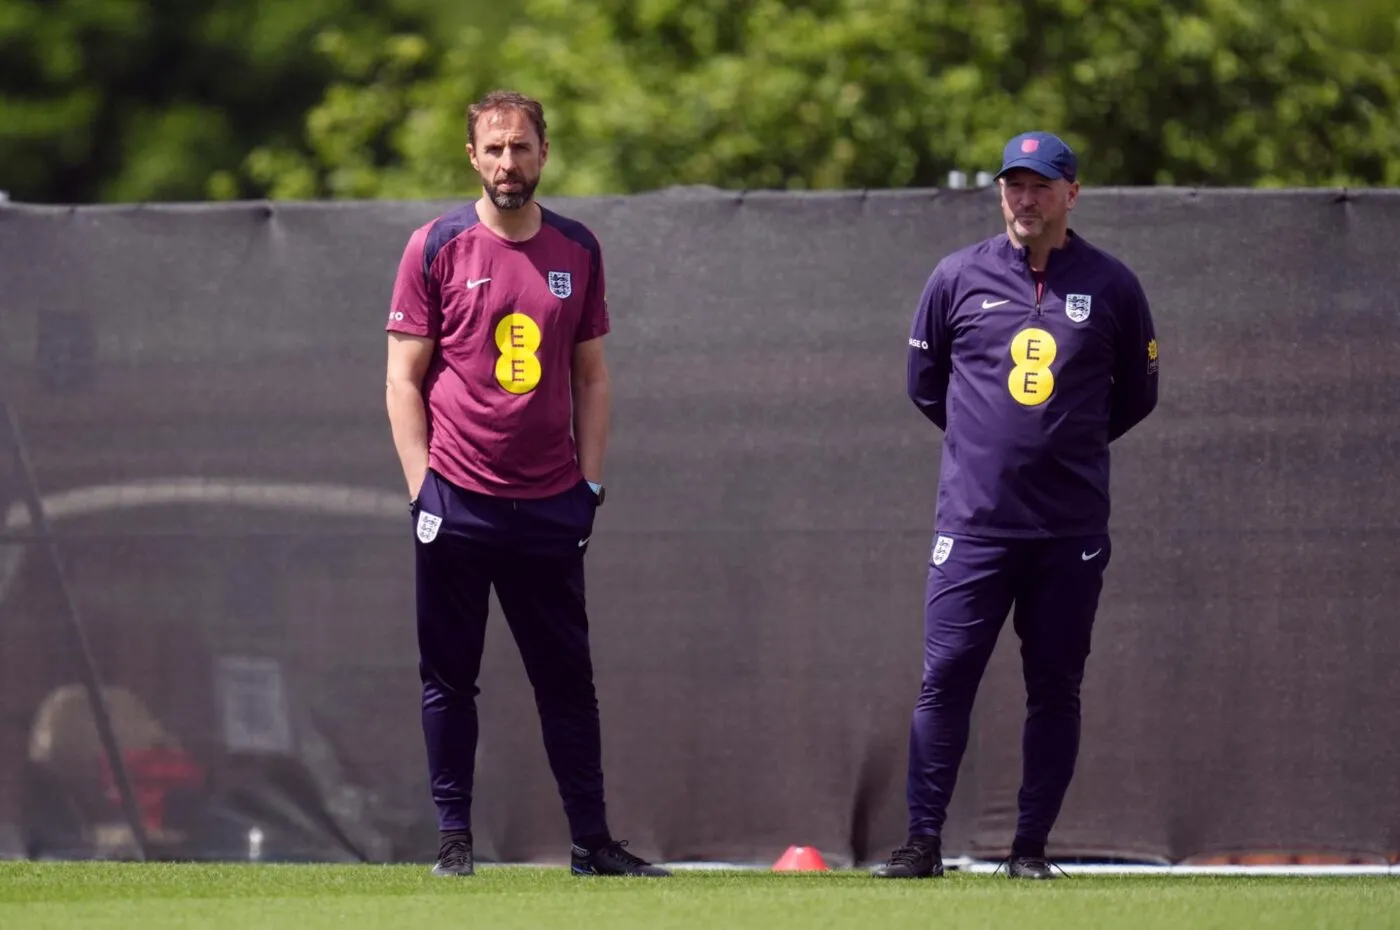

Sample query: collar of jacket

[998,228,1086,272]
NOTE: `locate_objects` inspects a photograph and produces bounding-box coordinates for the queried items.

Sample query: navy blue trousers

[906,532,1111,845]
[412,468,606,845]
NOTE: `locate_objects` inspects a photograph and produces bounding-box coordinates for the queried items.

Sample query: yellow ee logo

[494,313,542,394]
[1008,328,1057,406]
[1147,338,1158,361]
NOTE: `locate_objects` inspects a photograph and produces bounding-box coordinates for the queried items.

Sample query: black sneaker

[872,840,944,878]
[571,840,671,877]
[431,837,475,876]
[1006,855,1057,880]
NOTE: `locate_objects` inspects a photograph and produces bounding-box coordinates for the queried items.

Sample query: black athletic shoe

[571,840,671,877]
[431,837,475,876]
[1006,855,1057,880]
[872,840,944,878]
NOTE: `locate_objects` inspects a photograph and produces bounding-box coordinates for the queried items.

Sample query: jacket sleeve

[1108,270,1159,442]
[906,261,955,430]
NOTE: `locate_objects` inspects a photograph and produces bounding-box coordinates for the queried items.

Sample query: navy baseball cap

[996,131,1078,182]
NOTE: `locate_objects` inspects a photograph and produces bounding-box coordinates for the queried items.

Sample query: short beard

[485,177,538,211]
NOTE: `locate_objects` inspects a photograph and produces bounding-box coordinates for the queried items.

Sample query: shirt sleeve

[906,261,955,430]
[1108,269,1160,442]
[574,241,611,343]
[386,225,440,339]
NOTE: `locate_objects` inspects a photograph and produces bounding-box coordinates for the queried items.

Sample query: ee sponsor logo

[1008,327,1057,406]
[495,312,543,394]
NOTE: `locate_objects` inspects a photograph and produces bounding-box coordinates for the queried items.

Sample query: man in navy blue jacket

[874,132,1159,881]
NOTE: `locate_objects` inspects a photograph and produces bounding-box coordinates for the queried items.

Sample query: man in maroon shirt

[385,90,668,878]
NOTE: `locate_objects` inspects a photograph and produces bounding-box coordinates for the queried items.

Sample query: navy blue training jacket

[907,230,1159,538]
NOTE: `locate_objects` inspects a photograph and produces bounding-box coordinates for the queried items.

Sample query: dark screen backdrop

[1,189,1398,866]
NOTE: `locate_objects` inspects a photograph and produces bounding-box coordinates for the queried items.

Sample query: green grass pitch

[2,862,1397,930]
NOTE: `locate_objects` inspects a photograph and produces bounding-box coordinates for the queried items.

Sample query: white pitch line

[955,862,1395,876]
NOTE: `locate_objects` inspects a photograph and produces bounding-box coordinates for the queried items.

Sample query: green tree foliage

[2,0,1397,202]
[251,0,1400,198]
[1326,0,1400,55]
[0,0,453,202]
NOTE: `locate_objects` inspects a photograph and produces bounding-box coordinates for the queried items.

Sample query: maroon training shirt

[387,203,609,498]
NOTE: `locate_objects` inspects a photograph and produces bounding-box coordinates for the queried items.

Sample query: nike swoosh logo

[578,535,591,548]
[466,278,491,289]
[1081,549,1102,561]
[982,299,1010,309]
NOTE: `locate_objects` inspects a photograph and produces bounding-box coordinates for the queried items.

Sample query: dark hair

[467,90,547,147]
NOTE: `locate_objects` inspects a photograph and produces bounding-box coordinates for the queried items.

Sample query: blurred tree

[251,0,1400,198]
[1324,0,1399,55]
[0,0,462,203]
[2,0,1396,202]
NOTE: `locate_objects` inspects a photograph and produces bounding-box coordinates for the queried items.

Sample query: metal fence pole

[0,383,151,861]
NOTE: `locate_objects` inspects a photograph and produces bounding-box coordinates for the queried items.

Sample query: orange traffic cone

[771,845,830,872]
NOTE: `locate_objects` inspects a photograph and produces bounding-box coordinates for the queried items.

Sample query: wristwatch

[587,481,606,505]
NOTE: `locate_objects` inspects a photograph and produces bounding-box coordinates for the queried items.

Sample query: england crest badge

[548,271,572,299]
[416,511,442,544]
[932,535,954,566]
[1065,293,1092,323]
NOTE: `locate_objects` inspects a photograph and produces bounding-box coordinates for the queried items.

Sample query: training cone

[771,845,830,872]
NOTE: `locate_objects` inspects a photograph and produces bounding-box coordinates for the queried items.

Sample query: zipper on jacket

[1030,250,1051,317]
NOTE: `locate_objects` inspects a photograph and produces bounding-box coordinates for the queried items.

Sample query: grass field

[3,862,1397,930]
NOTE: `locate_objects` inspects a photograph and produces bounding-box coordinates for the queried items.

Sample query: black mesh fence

[1,188,1397,866]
